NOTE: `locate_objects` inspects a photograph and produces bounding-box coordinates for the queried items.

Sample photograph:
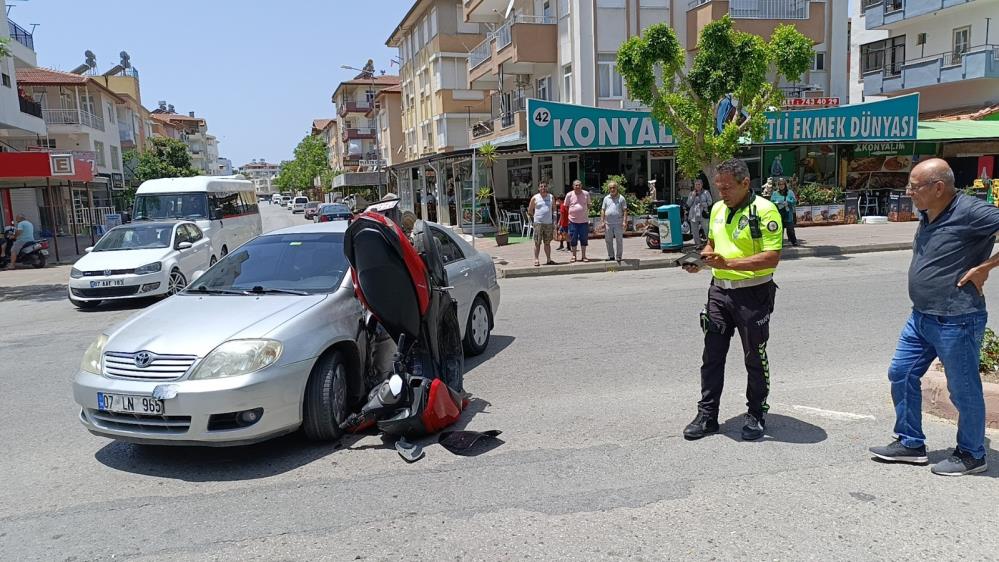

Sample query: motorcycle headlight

[135,262,163,275]
[80,334,109,375]
[70,267,84,279]
[189,339,283,380]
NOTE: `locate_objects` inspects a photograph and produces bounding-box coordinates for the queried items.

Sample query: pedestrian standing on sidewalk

[770,178,799,247]
[564,180,591,263]
[686,179,712,249]
[601,181,628,262]
[869,158,998,476]
[681,158,784,442]
[555,197,569,252]
[528,181,556,267]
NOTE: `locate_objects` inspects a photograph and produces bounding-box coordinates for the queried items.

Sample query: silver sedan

[72,220,500,446]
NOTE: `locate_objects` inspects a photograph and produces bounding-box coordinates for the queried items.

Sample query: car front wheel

[463,295,492,356]
[303,351,348,441]
[166,269,187,296]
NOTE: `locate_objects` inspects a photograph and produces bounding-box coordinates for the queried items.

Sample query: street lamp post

[341,64,384,197]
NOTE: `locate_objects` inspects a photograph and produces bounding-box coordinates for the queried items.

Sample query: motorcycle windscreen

[411,220,448,289]
[344,213,428,341]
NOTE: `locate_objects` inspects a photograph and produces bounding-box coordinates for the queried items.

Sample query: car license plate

[90,279,125,288]
[97,392,164,414]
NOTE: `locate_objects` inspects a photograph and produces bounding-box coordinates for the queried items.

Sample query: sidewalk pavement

[481,221,919,279]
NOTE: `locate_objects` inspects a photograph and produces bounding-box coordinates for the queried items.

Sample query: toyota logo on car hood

[134,351,155,368]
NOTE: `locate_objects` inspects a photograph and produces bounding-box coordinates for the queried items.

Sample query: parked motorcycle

[0,239,50,269]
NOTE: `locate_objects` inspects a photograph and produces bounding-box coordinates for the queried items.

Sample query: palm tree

[478,143,500,229]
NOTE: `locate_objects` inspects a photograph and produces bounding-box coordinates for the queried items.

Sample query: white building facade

[858,0,999,113]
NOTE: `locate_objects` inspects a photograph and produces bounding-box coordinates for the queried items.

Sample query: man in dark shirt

[870,158,998,476]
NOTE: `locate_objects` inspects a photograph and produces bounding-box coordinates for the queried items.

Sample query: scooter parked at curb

[0,239,50,269]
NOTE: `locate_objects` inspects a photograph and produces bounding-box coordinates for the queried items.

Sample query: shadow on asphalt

[94,432,342,482]
[781,245,854,261]
[719,413,828,444]
[0,283,67,302]
[465,334,516,373]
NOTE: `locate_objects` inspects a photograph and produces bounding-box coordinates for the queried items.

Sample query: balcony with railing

[468,14,558,87]
[42,109,106,132]
[863,44,999,96]
[18,96,42,119]
[471,88,531,144]
[687,1,825,48]
[863,0,976,30]
[342,127,376,141]
[337,99,372,117]
[7,18,34,50]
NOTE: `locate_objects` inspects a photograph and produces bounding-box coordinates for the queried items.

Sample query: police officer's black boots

[741,413,765,441]
[683,413,719,440]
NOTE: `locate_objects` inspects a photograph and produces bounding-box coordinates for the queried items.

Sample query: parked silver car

[72,220,499,446]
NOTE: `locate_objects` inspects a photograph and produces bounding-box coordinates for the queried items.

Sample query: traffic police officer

[681,158,784,441]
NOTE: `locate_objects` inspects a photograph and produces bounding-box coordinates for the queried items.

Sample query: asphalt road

[1,206,997,561]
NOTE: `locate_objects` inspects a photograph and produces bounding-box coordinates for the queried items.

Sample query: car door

[186,224,212,270]
[429,226,472,327]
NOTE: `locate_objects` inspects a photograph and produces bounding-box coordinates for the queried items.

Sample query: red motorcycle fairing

[420,378,463,434]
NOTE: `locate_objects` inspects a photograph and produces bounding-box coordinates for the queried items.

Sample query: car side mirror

[176,241,193,250]
[84,246,93,253]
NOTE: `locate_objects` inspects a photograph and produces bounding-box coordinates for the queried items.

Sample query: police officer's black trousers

[698,280,777,420]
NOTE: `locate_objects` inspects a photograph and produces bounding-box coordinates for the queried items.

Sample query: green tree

[276,135,333,195]
[125,137,200,184]
[0,37,11,59]
[477,143,500,228]
[616,16,814,189]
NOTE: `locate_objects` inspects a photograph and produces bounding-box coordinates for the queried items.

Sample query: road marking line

[786,404,876,422]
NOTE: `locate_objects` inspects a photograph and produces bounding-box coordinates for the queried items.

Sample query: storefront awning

[0,152,95,182]
[917,120,999,142]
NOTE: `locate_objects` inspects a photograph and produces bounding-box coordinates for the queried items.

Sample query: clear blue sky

[9,0,411,167]
[11,0,859,166]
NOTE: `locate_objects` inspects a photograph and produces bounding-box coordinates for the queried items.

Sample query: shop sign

[527,94,919,152]
[783,97,840,108]
[111,173,125,190]
[50,154,75,176]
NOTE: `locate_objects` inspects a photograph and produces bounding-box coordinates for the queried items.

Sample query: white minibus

[132,176,263,264]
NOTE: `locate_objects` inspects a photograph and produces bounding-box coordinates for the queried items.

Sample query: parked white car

[68,221,212,309]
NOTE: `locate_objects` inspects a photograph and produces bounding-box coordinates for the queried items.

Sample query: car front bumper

[73,358,315,446]
[68,271,171,301]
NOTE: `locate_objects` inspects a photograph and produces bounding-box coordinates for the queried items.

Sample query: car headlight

[70,267,83,279]
[80,334,109,375]
[135,262,163,275]
[189,339,283,380]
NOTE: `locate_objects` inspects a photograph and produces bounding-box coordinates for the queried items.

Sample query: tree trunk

[701,161,720,201]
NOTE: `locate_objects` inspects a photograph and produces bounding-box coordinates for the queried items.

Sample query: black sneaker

[741,414,765,441]
[869,439,928,464]
[683,413,719,440]
[931,448,988,476]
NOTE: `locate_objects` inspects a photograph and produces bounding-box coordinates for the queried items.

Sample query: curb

[496,242,913,279]
[923,367,999,430]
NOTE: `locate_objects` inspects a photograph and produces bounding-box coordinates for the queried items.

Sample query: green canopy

[917,120,999,141]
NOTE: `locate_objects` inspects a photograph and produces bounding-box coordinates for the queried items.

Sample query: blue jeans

[889,310,988,459]
[568,221,589,248]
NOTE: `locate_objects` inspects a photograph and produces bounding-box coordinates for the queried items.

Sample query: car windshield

[93,224,174,251]
[133,193,208,220]
[187,232,348,294]
[322,205,351,214]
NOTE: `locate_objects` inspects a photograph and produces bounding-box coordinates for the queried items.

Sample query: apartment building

[150,107,217,175]
[858,0,999,114]
[311,118,337,170]
[0,5,46,151]
[239,159,280,194]
[849,1,889,103]
[331,71,399,173]
[217,157,233,176]
[388,1,491,161]
[371,85,404,167]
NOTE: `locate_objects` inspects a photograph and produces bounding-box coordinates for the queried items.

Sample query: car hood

[75,248,171,270]
[106,293,328,356]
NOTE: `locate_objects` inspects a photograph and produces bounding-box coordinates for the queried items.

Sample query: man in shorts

[528,181,556,266]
